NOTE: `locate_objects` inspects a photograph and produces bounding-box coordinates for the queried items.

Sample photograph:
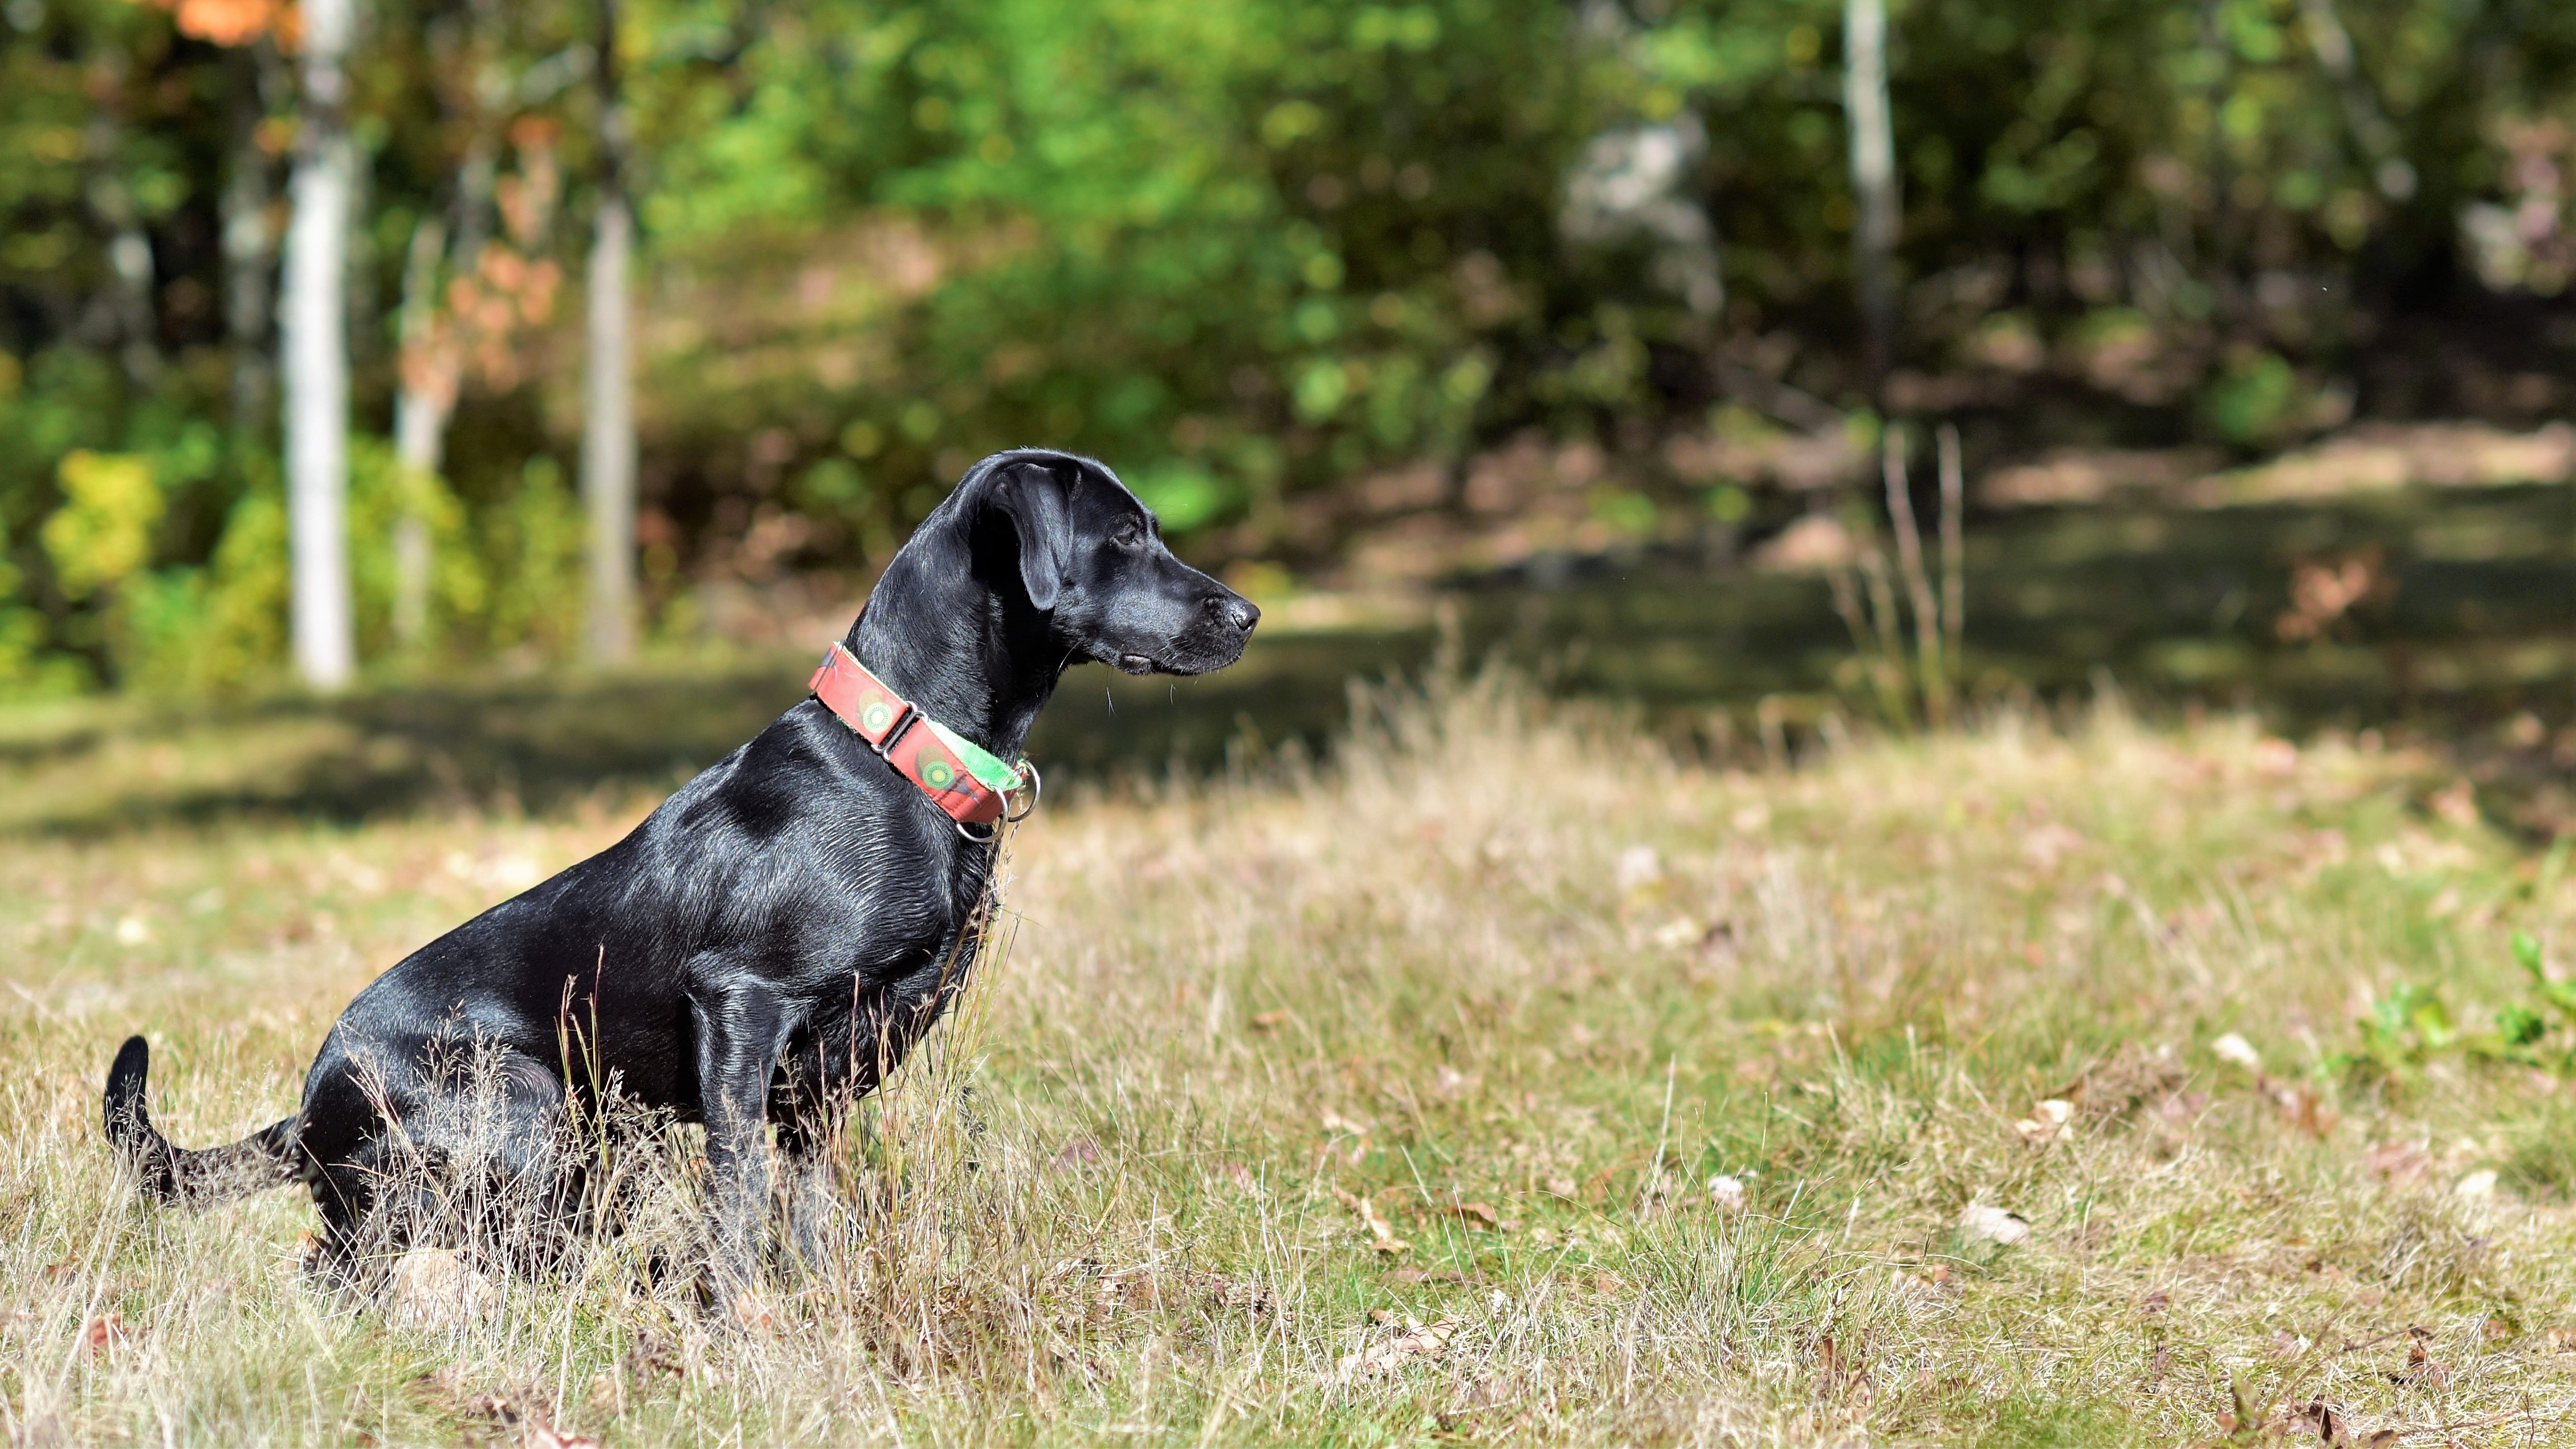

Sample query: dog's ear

[991,461,1069,610]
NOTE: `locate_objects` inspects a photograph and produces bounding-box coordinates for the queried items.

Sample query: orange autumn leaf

[146,0,292,48]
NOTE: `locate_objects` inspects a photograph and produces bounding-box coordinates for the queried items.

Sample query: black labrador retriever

[102,448,1257,1303]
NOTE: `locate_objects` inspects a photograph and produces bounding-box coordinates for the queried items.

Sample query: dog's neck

[840,512,1061,764]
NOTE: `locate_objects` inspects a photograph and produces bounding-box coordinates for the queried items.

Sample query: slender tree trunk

[221,46,280,442]
[1936,422,1964,691]
[1843,0,1899,394]
[390,96,500,648]
[583,0,638,662]
[2297,0,2415,200]
[81,57,162,386]
[283,0,357,690]
[392,213,450,649]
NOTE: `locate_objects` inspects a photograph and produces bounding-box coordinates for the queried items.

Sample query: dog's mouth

[1104,628,1251,678]
[1113,650,1232,678]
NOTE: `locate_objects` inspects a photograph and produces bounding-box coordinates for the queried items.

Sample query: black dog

[103,449,1257,1302]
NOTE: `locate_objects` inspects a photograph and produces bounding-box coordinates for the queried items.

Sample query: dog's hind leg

[301,1036,575,1284]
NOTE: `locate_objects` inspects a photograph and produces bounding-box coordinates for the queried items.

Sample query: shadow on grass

[3,480,2565,836]
[0,634,1426,835]
[0,658,812,833]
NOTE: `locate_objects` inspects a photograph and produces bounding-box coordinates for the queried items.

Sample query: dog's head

[967,449,1258,677]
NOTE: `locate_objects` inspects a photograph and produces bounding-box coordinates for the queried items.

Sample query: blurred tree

[1843,0,1896,394]
[583,0,637,661]
[0,0,2571,695]
[282,0,356,688]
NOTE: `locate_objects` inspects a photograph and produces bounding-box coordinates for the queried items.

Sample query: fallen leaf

[1198,1274,1273,1314]
[1614,845,1662,893]
[2548,1328,2576,1353]
[729,1291,775,1332]
[1331,1187,1409,1256]
[2252,738,2301,776]
[385,1248,498,1330]
[1333,1314,1460,1383]
[1435,1198,1500,1229]
[2015,1098,2076,1143]
[2362,1141,2431,1186]
[80,1314,126,1357]
[1097,1271,1162,1310]
[2289,1398,2343,1443]
[2020,823,2088,870]
[1249,1010,1288,1031]
[2429,779,2480,828]
[2155,1090,2212,1123]
[1221,1162,1261,1194]
[623,1332,683,1380]
[2389,1330,2449,1389]
[2137,1289,2170,1314]
[1706,1173,1750,1211]
[1054,1135,1102,1167]
[1650,916,1706,950]
[1320,1109,1372,1137]
[525,1420,604,1449]
[1957,1203,2031,1249]
[2275,1085,2339,1138]
[2212,1033,2263,1070]
[584,1371,623,1416]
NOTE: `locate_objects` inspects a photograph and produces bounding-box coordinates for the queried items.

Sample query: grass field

[2,673,2573,1447]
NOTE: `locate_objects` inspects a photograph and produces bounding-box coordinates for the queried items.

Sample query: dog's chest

[798,836,995,986]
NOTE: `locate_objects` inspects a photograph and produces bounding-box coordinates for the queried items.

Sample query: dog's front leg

[694,987,792,1318]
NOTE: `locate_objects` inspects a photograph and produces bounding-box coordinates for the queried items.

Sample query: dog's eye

[1114,518,1143,546]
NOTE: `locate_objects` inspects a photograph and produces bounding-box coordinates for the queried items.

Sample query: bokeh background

[0,0,2569,829]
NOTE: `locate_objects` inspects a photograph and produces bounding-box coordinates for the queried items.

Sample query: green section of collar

[925,719,1025,795]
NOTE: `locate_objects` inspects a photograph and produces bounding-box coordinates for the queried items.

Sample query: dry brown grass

[2,674,2573,1446]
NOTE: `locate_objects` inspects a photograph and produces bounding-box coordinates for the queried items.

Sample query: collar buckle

[867,701,920,758]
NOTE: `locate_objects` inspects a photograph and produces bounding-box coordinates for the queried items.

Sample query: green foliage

[2333,932,2576,1084]
[6,0,2576,691]
[472,457,588,658]
[118,485,287,699]
[41,451,164,601]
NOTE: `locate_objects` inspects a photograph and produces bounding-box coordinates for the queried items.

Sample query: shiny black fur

[103,449,1257,1298]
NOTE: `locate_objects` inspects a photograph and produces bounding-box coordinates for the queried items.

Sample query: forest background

[2,0,2573,699]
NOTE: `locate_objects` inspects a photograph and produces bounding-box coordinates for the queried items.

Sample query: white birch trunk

[1843,0,1899,390]
[583,189,636,662]
[222,48,279,440]
[283,0,357,690]
[583,0,637,662]
[392,214,448,649]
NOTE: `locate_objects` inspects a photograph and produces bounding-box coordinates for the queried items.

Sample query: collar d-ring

[1004,759,1041,823]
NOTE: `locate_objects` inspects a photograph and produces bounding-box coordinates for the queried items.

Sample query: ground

[1,673,2571,1447]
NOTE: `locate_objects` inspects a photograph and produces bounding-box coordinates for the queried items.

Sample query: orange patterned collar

[808,642,1032,828]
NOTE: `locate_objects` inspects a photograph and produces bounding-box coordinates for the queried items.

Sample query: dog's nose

[1215,595,1260,633]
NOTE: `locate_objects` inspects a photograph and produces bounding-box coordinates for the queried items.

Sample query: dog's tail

[104,1036,300,1204]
